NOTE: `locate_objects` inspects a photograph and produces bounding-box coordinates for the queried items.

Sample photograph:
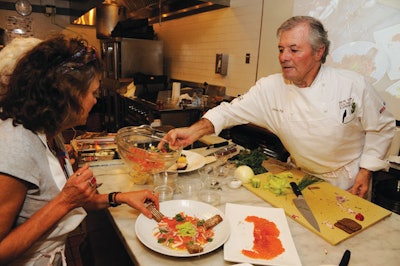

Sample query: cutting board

[242,159,392,245]
[199,135,228,145]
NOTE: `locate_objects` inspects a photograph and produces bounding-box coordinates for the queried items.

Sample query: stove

[118,95,203,129]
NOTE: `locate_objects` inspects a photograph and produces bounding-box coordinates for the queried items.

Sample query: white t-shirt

[0,119,86,265]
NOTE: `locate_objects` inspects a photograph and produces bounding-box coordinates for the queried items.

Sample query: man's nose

[280,50,291,62]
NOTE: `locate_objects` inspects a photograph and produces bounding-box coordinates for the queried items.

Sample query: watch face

[15,0,32,16]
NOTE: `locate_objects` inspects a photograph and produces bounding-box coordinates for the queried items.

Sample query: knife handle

[339,249,351,266]
[206,141,229,149]
[290,182,303,197]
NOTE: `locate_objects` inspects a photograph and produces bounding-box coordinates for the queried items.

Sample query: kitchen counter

[92,151,400,266]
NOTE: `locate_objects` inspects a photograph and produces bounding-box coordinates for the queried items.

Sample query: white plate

[224,203,301,266]
[177,150,206,173]
[135,199,230,257]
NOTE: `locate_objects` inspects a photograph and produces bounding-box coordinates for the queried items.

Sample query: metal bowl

[116,125,182,184]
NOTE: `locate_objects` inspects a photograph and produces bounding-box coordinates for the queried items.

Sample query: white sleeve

[359,82,396,171]
[203,78,275,135]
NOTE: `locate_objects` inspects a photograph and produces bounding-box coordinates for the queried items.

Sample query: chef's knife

[204,144,237,157]
[290,182,320,232]
[206,141,229,149]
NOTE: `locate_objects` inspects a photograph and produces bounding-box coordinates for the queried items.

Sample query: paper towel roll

[172,82,181,102]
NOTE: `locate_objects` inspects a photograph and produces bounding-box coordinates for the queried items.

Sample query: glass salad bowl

[115,125,182,185]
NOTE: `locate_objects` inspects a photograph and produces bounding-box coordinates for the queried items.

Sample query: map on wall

[293,0,400,121]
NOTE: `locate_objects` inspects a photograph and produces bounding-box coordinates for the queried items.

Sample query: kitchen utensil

[338,249,351,266]
[198,189,221,206]
[135,200,230,257]
[153,185,174,202]
[145,200,164,222]
[153,170,178,191]
[115,125,182,184]
[206,141,229,149]
[96,1,126,38]
[290,182,320,232]
[203,144,237,158]
[15,0,32,16]
[224,203,302,266]
[175,150,206,173]
[243,163,392,245]
[177,178,203,199]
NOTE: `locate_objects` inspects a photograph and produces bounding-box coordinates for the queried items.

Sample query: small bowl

[177,178,203,199]
[228,178,242,189]
[198,190,221,206]
[153,170,178,191]
[154,185,174,202]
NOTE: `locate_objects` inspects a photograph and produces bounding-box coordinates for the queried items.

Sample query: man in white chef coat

[161,16,396,198]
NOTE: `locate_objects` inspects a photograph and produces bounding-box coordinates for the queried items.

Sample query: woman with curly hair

[0,35,159,265]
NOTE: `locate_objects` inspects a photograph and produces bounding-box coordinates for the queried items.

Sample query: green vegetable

[231,148,267,174]
[251,177,261,188]
[176,222,197,236]
[174,213,185,222]
[297,174,323,191]
[263,172,293,195]
[197,220,205,226]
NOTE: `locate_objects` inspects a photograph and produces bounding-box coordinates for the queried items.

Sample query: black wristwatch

[108,192,121,207]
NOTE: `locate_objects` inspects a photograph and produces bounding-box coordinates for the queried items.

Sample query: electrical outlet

[45,5,56,16]
[246,53,250,64]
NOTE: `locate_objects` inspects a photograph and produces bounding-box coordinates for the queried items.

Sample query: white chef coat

[204,65,395,189]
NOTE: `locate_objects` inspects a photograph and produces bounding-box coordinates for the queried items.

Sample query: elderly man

[161,16,395,198]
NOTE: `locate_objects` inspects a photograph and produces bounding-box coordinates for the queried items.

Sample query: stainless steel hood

[72,0,230,26]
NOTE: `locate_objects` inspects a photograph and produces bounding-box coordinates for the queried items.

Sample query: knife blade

[339,249,351,266]
[206,141,229,149]
[203,144,237,157]
[290,182,320,232]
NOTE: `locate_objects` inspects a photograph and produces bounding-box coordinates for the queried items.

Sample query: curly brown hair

[0,35,102,136]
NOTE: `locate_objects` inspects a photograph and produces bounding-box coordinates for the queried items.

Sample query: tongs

[136,124,166,140]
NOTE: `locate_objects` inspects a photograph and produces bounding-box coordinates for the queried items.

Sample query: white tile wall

[153,0,263,97]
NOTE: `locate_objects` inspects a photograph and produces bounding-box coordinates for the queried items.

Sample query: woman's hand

[59,164,97,209]
[116,190,159,219]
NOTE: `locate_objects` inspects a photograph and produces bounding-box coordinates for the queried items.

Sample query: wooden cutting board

[199,135,228,145]
[242,159,392,245]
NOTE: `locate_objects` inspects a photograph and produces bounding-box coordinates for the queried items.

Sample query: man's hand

[159,118,215,149]
[348,168,371,198]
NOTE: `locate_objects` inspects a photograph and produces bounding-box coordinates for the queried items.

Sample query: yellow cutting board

[242,159,392,245]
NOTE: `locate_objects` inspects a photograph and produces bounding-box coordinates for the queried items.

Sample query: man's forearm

[190,118,215,139]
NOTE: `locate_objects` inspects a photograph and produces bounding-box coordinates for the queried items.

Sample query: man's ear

[314,46,325,61]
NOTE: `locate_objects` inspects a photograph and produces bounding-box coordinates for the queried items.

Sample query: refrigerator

[99,38,164,132]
